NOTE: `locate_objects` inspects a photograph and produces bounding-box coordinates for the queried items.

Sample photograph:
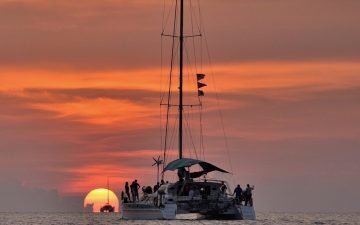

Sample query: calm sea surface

[0,212,359,225]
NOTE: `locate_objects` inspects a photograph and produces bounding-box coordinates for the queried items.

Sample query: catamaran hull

[192,205,256,220]
[206,205,255,220]
[121,205,255,220]
[121,203,177,220]
[238,205,256,220]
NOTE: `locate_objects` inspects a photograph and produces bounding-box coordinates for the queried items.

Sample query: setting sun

[84,189,119,213]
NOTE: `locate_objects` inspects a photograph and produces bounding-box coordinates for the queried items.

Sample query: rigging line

[189,0,198,74]
[168,109,179,161]
[184,115,193,159]
[160,38,163,103]
[193,3,203,105]
[184,41,196,91]
[161,38,180,105]
[196,80,203,157]
[196,62,204,159]
[198,2,235,178]
[188,0,204,159]
[194,0,204,160]
[162,0,176,34]
[160,0,166,104]
[208,49,235,178]
[160,66,163,165]
[161,0,166,34]
[164,108,178,167]
[160,3,165,154]
[185,18,203,159]
[168,110,176,150]
[183,44,201,160]
[194,0,202,35]
[163,0,179,174]
[205,42,235,176]
[184,40,201,99]
[186,107,199,159]
[197,0,203,72]
[199,102,205,160]
[183,109,194,159]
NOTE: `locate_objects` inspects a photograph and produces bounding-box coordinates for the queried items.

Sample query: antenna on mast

[152,156,163,184]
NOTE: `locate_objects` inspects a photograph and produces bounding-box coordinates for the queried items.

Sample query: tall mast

[107,177,110,204]
[179,0,184,159]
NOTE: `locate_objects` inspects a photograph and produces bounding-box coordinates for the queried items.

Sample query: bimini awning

[163,158,229,174]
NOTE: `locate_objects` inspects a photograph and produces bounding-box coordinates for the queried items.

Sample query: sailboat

[100,178,115,213]
[121,0,256,220]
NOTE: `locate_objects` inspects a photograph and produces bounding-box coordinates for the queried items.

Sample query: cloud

[24,88,159,104]
[201,86,360,141]
[1,0,360,70]
[1,64,359,197]
[0,0,162,70]
[222,138,360,212]
[1,83,359,211]
[0,179,83,212]
[202,0,360,63]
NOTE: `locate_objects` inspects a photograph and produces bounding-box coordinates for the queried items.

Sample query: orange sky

[0,0,359,212]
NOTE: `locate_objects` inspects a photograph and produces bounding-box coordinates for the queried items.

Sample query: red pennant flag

[198,90,204,96]
[197,82,207,89]
[197,74,205,81]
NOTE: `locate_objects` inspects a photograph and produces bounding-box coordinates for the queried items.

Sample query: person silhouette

[125,181,131,202]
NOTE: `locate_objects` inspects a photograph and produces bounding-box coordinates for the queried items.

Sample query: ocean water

[0,212,359,225]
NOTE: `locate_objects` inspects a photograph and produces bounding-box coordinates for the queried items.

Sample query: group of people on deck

[233,184,254,206]
[153,179,167,193]
[122,179,169,203]
[123,180,140,203]
[121,179,254,206]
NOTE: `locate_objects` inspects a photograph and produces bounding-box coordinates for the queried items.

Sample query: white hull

[175,213,204,220]
[121,181,256,220]
[121,202,177,220]
[238,205,256,220]
[121,202,256,220]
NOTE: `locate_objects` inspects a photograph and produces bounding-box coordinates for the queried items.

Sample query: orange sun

[84,188,119,212]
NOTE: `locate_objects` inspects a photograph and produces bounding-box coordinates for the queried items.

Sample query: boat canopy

[163,158,229,175]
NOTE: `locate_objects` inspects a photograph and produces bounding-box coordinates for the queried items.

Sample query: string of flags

[196,73,206,96]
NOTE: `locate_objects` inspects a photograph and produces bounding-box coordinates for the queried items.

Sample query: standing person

[121,191,124,200]
[245,184,254,206]
[130,180,136,202]
[121,191,128,203]
[220,181,227,194]
[125,182,131,202]
[153,182,159,192]
[233,184,243,205]
[134,179,141,202]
